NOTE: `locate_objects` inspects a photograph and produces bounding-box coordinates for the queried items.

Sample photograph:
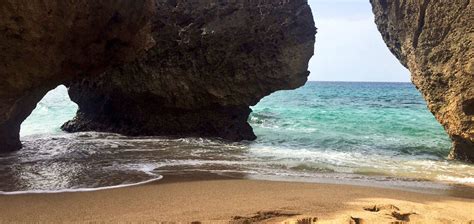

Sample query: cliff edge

[371,0,474,161]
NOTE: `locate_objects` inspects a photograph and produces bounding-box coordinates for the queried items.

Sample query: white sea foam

[436,175,474,184]
[0,175,162,195]
[8,82,474,193]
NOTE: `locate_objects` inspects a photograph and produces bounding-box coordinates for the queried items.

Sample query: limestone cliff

[370,0,474,161]
[0,0,154,152]
[62,0,316,141]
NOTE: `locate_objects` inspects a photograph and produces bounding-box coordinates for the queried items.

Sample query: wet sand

[0,174,473,223]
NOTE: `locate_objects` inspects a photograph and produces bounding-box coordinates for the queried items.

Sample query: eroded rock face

[0,0,155,152]
[62,0,316,141]
[371,0,474,161]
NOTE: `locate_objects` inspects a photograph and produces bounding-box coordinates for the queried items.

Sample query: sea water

[1,82,473,193]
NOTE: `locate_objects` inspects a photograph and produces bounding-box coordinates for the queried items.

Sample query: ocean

[1,82,473,193]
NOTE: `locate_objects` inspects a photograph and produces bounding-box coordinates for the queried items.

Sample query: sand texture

[0,178,473,223]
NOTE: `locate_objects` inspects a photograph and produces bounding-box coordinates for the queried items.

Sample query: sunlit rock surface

[371,0,474,161]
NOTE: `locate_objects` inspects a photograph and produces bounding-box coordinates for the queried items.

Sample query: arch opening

[20,85,78,138]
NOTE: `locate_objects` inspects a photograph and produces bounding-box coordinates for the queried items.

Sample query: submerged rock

[370,0,474,161]
[0,0,155,152]
[62,0,316,141]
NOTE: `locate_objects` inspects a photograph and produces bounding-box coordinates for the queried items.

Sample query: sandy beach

[1,174,473,223]
[1,0,473,223]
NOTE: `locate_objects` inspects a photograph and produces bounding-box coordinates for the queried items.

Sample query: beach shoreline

[1,173,473,223]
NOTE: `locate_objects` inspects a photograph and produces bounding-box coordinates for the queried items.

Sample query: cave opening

[20,85,78,138]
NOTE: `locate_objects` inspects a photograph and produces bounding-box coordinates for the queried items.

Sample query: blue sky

[307,0,410,82]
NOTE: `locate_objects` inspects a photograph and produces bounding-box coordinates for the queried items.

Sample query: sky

[307,0,410,82]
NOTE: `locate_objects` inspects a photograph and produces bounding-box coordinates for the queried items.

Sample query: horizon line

[307,80,411,83]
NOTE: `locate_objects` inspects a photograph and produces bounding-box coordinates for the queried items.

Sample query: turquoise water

[252,82,450,157]
[249,82,473,183]
[20,85,78,137]
[1,82,473,192]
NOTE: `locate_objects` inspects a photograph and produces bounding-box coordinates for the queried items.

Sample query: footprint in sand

[281,216,319,224]
[231,210,299,223]
[231,210,318,224]
[361,204,421,223]
[363,204,400,212]
[391,211,417,222]
[350,216,366,224]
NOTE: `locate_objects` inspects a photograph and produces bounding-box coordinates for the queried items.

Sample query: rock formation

[0,0,155,152]
[370,0,474,161]
[1,0,471,164]
[62,0,316,141]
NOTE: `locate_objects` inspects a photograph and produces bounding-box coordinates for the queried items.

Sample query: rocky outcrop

[370,0,474,161]
[0,0,155,152]
[2,0,470,165]
[62,0,316,141]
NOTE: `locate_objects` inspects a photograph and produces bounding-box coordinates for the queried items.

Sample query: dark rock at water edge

[63,0,316,141]
[0,0,155,152]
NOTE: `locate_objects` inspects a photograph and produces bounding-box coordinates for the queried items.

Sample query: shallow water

[250,82,473,184]
[1,82,473,195]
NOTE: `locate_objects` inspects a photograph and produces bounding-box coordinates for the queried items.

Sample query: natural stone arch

[0,0,316,152]
[0,0,154,152]
[60,0,316,141]
[0,0,472,163]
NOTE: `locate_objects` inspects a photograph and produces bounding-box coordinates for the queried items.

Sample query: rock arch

[0,0,472,162]
[0,0,315,151]
[60,0,316,141]
[0,0,154,152]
